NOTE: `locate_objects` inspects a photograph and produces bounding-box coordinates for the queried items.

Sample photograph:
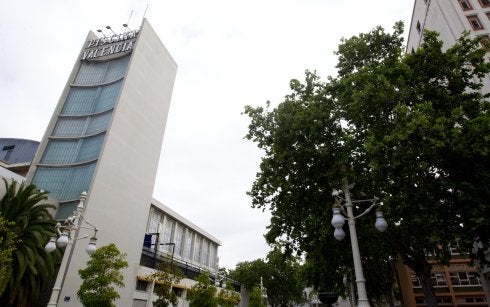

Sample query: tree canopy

[186,271,218,307]
[0,179,58,307]
[77,243,128,307]
[146,261,183,307]
[244,22,489,306]
[0,214,17,297]
[230,247,305,307]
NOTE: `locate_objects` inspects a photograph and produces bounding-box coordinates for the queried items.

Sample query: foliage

[230,247,305,307]
[216,284,240,307]
[229,258,268,290]
[146,261,183,307]
[264,248,305,306]
[248,285,267,307]
[186,271,218,307]
[77,243,128,307]
[0,214,17,296]
[0,179,59,307]
[244,22,489,307]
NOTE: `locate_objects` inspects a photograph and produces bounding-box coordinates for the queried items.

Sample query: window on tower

[459,0,473,10]
[467,15,484,30]
[478,0,490,7]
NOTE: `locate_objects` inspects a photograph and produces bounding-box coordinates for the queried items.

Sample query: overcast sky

[0,0,414,269]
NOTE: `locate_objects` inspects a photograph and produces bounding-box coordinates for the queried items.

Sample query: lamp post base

[357,298,371,307]
[47,286,61,306]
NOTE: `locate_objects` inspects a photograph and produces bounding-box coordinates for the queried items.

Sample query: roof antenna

[143,3,149,20]
[123,10,133,32]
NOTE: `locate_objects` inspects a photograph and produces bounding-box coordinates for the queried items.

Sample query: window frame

[478,0,490,8]
[467,15,484,30]
[459,0,473,10]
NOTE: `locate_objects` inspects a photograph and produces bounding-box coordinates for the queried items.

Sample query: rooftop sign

[82,30,139,60]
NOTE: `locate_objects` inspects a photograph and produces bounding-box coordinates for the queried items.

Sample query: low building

[0,138,39,177]
[396,249,488,306]
[133,199,223,307]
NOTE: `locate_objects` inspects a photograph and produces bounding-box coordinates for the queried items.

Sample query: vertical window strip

[54,110,112,138]
[40,134,104,165]
[183,230,193,260]
[193,236,202,263]
[209,244,216,270]
[40,139,79,164]
[174,224,184,256]
[32,167,68,199]
[62,87,98,115]
[55,201,79,220]
[201,239,209,266]
[75,61,108,85]
[31,162,96,201]
[77,133,105,162]
[161,218,175,252]
[94,81,122,113]
[53,117,88,137]
[87,112,114,136]
[104,56,130,82]
[75,56,129,86]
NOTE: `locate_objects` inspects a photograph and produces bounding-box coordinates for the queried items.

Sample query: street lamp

[330,179,388,307]
[44,191,99,307]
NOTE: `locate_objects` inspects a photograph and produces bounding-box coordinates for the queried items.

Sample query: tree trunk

[385,233,439,307]
[411,260,438,307]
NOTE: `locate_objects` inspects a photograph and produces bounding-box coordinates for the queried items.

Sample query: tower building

[26,19,178,305]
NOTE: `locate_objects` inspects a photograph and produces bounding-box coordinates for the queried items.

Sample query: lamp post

[44,191,99,307]
[330,179,388,307]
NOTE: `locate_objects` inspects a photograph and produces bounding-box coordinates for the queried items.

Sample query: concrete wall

[406,0,490,93]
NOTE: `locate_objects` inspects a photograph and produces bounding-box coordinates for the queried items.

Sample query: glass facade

[146,206,219,270]
[32,55,130,219]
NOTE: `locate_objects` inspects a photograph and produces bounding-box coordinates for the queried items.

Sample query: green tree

[146,261,183,307]
[248,285,267,307]
[216,284,240,307]
[231,248,305,307]
[0,179,58,307]
[331,26,490,305]
[244,70,398,304]
[186,271,218,307]
[244,23,489,307]
[264,248,305,307]
[0,214,17,296]
[229,258,268,291]
[77,243,128,307]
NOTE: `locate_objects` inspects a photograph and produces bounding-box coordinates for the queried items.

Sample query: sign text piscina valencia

[82,30,139,60]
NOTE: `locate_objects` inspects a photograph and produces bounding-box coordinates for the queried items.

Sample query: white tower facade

[27,19,177,306]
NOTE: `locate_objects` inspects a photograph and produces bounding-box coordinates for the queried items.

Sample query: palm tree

[0,178,59,307]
